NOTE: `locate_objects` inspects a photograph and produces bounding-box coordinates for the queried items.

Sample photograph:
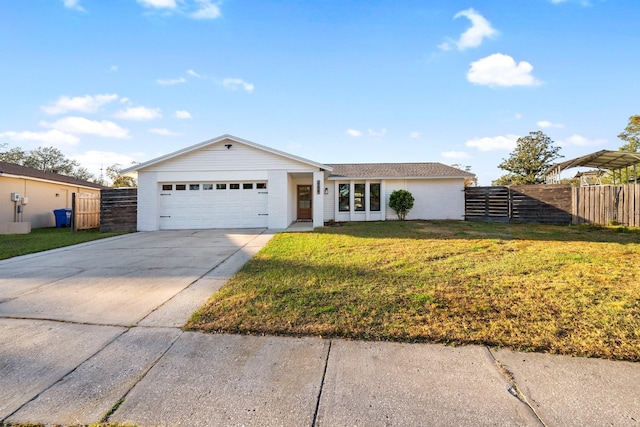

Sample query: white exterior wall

[267,170,289,229]
[384,178,465,220]
[148,142,315,173]
[137,171,159,231]
[312,171,324,228]
[323,181,335,221]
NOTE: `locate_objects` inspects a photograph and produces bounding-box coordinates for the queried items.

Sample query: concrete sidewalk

[1,230,639,426]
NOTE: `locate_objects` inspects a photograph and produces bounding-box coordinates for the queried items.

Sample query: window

[216,184,227,190]
[176,184,186,190]
[354,184,365,211]
[243,183,254,189]
[256,183,267,189]
[370,183,381,211]
[203,184,213,190]
[339,184,350,211]
[230,183,240,190]
[189,184,200,190]
[162,184,173,191]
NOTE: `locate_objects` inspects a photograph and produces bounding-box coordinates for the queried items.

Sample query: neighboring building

[122,135,474,231]
[0,162,104,228]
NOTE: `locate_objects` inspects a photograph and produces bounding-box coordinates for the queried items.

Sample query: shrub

[389,189,414,220]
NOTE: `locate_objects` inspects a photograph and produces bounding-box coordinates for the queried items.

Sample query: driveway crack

[102,329,184,422]
[312,339,332,427]
[486,347,548,427]
[1,326,131,423]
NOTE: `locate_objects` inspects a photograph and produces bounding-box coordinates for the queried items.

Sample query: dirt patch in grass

[186,221,640,361]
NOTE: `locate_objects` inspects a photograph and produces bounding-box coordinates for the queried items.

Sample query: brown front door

[297,185,312,220]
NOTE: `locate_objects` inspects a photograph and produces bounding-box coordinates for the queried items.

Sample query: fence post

[71,192,76,232]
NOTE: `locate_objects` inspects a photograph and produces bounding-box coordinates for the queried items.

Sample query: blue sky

[1,0,638,185]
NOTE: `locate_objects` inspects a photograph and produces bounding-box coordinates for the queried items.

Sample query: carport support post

[313,171,325,228]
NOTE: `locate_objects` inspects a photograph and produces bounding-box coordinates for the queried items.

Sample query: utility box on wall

[10,193,20,202]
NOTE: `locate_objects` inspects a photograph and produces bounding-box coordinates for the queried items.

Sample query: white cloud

[187,69,204,78]
[40,117,130,139]
[137,0,177,9]
[0,130,79,146]
[109,65,118,72]
[560,134,606,147]
[515,113,523,120]
[441,151,471,160]
[156,77,187,85]
[410,131,422,139]
[368,128,387,137]
[63,0,85,11]
[191,0,221,19]
[451,8,498,51]
[175,110,192,119]
[150,128,180,136]
[467,53,541,87]
[42,94,119,115]
[222,78,254,93]
[346,129,362,137]
[115,106,162,121]
[136,0,221,19]
[465,134,520,151]
[537,120,564,128]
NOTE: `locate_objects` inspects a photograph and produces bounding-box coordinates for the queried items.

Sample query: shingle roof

[0,161,106,189]
[326,163,475,179]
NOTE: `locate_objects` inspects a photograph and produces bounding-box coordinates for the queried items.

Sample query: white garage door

[159,182,268,229]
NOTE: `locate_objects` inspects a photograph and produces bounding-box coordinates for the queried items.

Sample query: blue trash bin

[53,209,72,228]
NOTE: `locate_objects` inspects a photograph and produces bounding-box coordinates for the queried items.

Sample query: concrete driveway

[0,229,274,423]
[1,229,639,426]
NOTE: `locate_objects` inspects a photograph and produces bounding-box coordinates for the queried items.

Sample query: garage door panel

[159,183,267,229]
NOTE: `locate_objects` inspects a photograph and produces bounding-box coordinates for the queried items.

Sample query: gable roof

[0,161,105,189]
[122,134,333,173]
[326,163,475,180]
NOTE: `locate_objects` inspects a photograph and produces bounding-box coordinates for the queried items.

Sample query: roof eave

[0,172,104,190]
[327,175,472,180]
[122,134,333,173]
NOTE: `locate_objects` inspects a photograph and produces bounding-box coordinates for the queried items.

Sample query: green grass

[0,227,129,260]
[187,220,640,361]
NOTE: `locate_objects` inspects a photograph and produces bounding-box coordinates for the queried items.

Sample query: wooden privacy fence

[572,184,640,227]
[465,185,572,225]
[100,188,137,232]
[72,193,100,231]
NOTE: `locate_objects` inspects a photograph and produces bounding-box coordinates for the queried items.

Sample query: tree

[69,167,95,182]
[0,143,95,181]
[22,146,78,175]
[496,131,562,185]
[106,163,137,188]
[389,189,414,220]
[612,115,640,183]
[0,143,27,164]
[618,115,640,152]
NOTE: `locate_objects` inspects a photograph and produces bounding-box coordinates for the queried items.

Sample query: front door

[297,185,312,220]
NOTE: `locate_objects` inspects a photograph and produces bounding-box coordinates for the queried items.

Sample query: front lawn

[186,221,640,361]
[0,227,129,260]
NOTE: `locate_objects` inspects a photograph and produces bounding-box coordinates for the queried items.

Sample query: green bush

[389,189,414,220]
